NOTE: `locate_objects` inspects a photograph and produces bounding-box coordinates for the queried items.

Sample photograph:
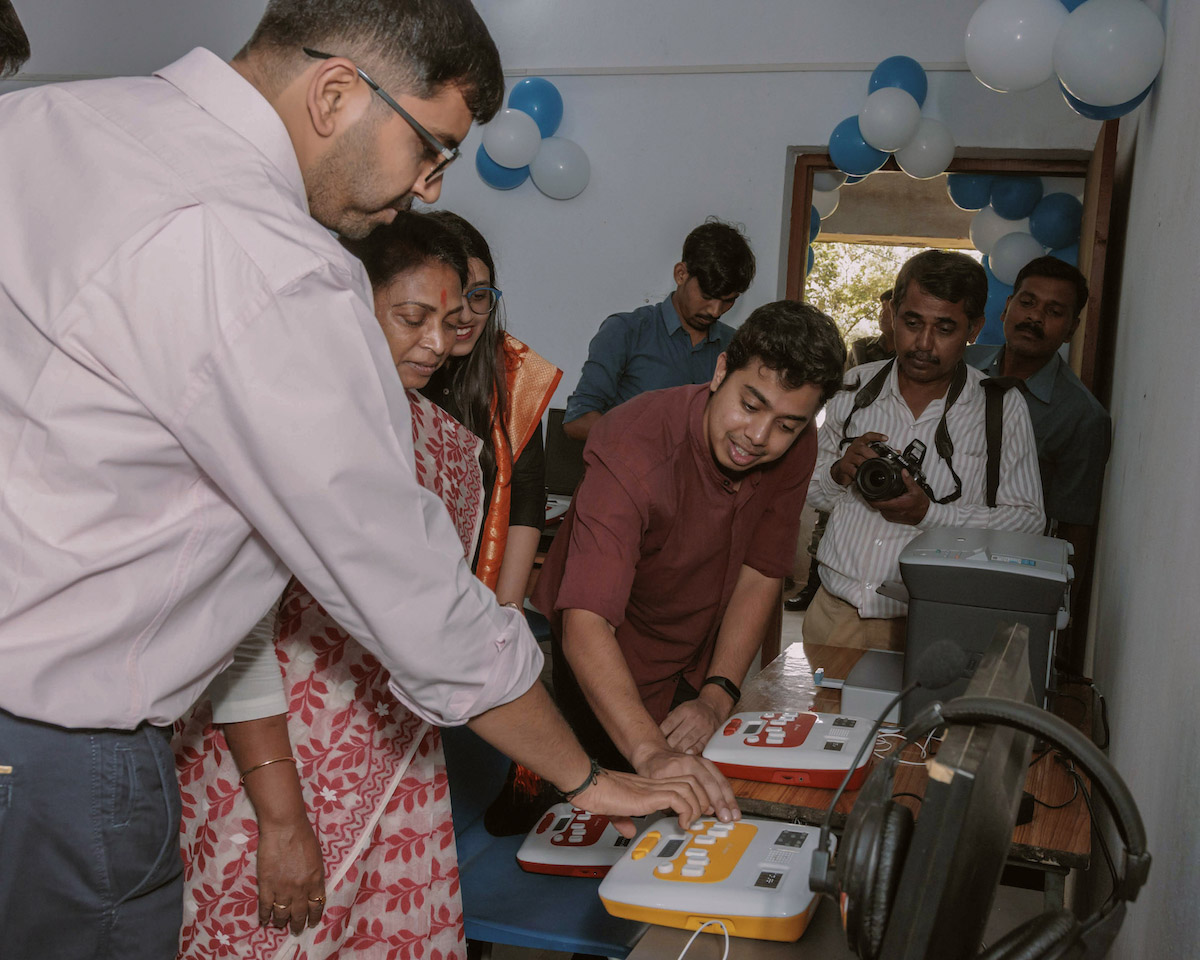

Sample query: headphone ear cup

[859,802,913,960]
[977,909,1080,960]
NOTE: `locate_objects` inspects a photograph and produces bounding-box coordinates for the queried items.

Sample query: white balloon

[1041,176,1085,201]
[530,137,591,200]
[894,118,956,180]
[1054,0,1165,107]
[990,231,1047,285]
[971,206,1030,256]
[481,108,542,169]
[812,187,841,220]
[857,88,922,152]
[813,171,848,192]
[965,0,1068,93]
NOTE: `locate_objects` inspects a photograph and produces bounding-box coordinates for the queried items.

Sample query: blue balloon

[1059,0,1087,10]
[979,266,1014,345]
[1059,81,1152,121]
[508,77,564,138]
[947,174,994,211]
[1050,243,1079,267]
[869,56,928,108]
[807,245,815,275]
[810,206,821,243]
[990,176,1044,220]
[475,144,529,190]
[843,174,867,185]
[1029,193,1084,249]
[829,116,889,177]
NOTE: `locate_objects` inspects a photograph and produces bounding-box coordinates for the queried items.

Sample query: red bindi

[440,288,447,308]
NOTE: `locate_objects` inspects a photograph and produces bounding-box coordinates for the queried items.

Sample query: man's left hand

[661,697,724,755]
[874,470,930,525]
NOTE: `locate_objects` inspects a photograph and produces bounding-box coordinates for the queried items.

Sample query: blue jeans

[0,708,184,959]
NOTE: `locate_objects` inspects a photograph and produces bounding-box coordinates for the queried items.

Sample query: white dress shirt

[0,49,541,729]
[808,360,1045,619]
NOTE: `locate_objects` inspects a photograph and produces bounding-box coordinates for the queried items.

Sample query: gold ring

[307,895,326,904]
[272,901,290,910]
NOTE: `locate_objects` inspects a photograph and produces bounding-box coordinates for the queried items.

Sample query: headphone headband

[935,697,1151,901]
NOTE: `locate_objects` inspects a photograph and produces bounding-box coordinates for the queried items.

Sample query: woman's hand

[256,814,326,934]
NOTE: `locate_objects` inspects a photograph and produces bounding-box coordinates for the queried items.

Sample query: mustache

[904,351,938,365]
[1014,321,1045,339]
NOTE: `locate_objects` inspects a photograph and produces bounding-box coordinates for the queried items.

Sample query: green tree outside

[806,242,982,345]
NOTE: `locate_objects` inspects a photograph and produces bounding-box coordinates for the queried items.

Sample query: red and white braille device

[702,710,875,790]
[516,804,666,878]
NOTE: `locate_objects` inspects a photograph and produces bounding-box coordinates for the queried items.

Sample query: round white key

[656,863,674,875]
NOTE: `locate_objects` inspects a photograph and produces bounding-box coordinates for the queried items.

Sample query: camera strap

[980,376,1024,508]
[839,359,968,504]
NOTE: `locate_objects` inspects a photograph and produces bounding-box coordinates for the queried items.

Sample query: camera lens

[855,458,905,502]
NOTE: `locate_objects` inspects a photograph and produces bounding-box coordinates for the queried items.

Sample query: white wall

[3,0,1097,406]
[1087,2,1199,956]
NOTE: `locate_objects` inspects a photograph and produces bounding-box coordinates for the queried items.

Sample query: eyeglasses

[465,285,503,316]
[303,47,461,183]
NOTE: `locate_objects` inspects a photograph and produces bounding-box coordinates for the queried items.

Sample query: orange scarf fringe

[474,333,562,590]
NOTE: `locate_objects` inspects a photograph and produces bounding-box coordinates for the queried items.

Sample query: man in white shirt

[805,250,1045,651]
[0,2,710,956]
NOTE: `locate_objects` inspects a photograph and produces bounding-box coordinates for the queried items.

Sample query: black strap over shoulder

[980,376,1024,508]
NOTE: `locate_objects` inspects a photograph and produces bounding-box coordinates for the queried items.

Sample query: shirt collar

[660,293,723,345]
[155,48,309,214]
[1022,350,1061,404]
[982,344,1059,404]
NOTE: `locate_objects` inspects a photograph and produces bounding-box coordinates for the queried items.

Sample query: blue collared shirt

[563,294,735,423]
[966,344,1111,525]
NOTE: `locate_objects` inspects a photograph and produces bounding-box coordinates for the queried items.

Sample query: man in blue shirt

[562,219,756,440]
[967,256,1111,538]
[967,256,1110,662]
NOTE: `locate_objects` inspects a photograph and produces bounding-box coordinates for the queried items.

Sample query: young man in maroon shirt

[532,300,846,818]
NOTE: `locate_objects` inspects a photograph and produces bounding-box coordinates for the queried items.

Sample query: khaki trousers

[802,585,906,652]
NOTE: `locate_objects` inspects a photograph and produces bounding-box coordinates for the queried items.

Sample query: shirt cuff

[386,605,545,726]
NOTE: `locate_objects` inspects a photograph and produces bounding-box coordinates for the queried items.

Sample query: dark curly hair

[723,300,846,401]
[681,218,756,300]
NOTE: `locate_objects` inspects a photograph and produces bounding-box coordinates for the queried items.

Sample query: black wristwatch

[702,675,741,704]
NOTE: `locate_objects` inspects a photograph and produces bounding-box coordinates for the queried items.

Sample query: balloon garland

[965,0,1165,120]
[476,77,591,200]
[811,56,955,276]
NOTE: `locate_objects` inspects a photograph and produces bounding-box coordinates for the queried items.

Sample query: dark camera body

[854,439,928,502]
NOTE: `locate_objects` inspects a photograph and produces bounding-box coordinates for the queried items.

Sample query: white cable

[675,919,730,960]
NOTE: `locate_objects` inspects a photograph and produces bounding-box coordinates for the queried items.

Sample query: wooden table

[727,642,1092,904]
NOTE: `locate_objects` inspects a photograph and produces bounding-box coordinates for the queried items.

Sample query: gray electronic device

[841,650,905,725]
[898,528,1072,723]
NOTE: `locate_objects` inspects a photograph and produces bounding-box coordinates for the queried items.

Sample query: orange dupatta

[474,332,562,589]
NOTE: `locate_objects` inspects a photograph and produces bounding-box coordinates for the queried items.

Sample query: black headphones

[812,696,1151,960]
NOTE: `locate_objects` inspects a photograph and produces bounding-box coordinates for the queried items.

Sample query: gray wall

[1088,1,1199,956]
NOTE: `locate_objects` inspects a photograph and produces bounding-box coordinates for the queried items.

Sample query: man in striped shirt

[805,251,1044,650]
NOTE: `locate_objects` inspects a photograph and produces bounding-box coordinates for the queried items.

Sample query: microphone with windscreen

[809,640,969,896]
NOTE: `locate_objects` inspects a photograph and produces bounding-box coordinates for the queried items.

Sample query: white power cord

[873,729,941,765]
[675,919,730,960]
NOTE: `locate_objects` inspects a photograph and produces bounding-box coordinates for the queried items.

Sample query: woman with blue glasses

[421,212,561,610]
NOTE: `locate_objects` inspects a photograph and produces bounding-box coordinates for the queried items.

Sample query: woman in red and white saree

[174,216,485,960]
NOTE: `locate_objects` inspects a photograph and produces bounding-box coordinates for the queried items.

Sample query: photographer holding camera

[804,251,1045,651]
